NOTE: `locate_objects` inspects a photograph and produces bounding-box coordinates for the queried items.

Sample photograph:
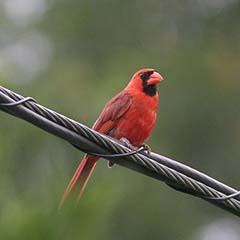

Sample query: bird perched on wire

[60,68,164,207]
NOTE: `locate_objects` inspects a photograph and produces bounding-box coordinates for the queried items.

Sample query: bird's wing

[92,91,132,134]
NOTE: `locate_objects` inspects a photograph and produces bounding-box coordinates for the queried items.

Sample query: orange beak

[147,71,164,85]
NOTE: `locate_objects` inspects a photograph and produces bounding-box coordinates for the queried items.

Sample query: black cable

[0,86,240,217]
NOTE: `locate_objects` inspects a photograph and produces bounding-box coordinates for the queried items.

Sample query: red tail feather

[59,155,98,207]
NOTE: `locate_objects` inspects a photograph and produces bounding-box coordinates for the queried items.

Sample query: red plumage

[60,68,163,206]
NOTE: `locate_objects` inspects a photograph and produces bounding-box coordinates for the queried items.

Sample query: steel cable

[0,86,240,216]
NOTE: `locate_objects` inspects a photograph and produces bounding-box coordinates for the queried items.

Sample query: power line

[0,86,239,217]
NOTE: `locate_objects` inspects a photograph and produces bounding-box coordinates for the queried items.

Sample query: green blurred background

[0,0,240,239]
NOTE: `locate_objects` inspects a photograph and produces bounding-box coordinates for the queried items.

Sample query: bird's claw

[107,139,151,167]
[119,137,138,150]
[108,137,137,167]
[108,161,114,168]
[141,143,151,155]
[119,138,151,155]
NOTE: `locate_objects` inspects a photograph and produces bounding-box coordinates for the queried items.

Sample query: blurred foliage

[0,0,240,239]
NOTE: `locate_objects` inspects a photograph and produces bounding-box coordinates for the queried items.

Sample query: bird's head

[126,68,164,96]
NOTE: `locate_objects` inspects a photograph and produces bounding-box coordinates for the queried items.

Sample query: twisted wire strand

[0,86,240,216]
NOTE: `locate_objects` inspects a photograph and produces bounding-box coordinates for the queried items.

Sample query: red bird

[60,68,163,206]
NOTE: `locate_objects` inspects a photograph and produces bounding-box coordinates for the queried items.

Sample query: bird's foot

[119,138,151,154]
[140,143,151,155]
[108,138,150,168]
[108,137,136,168]
[119,137,138,150]
[108,161,115,168]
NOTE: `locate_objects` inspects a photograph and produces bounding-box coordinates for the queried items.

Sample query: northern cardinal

[60,68,163,206]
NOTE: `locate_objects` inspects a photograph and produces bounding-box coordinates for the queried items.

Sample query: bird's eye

[140,71,154,81]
